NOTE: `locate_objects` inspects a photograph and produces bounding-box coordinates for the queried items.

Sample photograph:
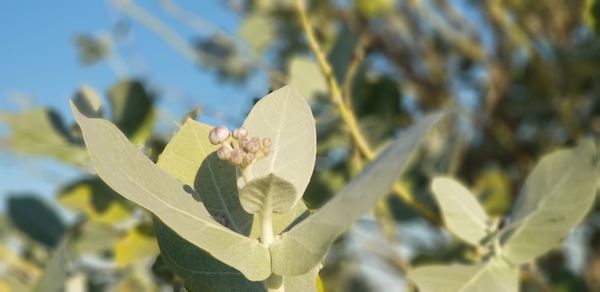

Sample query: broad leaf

[249,199,309,239]
[107,79,154,143]
[431,177,490,246]
[71,103,271,281]
[502,140,599,264]
[269,113,441,276]
[240,174,296,214]
[289,57,327,99]
[408,258,518,292]
[157,119,253,234]
[8,196,66,248]
[58,178,131,225]
[0,108,87,164]
[241,85,316,213]
[239,13,273,54]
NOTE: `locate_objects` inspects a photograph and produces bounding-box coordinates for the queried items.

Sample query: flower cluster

[208,126,272,168]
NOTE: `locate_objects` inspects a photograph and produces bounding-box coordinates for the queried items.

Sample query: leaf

[241,85,316,214]
[431,177,490,246]
[408,258,518,292]
[585,0,600,35]
[71,103,271,281]
[502,140,599,264]
[72,221,120,255]
[7,196,66,248]
[33,239,69,292]
[58,178,131,225]
[157,119,253,234]
[248,198,309,239]
[114,225,158,267]
[269,113,442,276]
[289,56,328,100]
[284,267,319,292]
[154,220,266,292]
[239,13,274,54]
[107,79,154,143]
[1,108,87,164]
[240,174,296,214]
[73,85,103,118]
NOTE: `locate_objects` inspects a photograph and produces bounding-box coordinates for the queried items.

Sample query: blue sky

[0,1,269,209]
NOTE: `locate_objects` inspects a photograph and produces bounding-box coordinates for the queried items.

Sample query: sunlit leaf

[431,177,490,246]
[33,239,69,292]
[107,79,154,143]
[114,225,158,267]
[58,178,131,225]
[239,13,274,54]
[269,113,441,276]
[73,85,103,118]
[71,102,271,281]
[241,85,316,214]
[502,140,599,264]
[408,258,518,292]
[239,174,296,214]
[289,56,327,99]
[0,108,87,164]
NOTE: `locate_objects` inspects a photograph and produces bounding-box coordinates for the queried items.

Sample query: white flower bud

[244,137,261,153]
[261,138,272,149]
[209,126,230,145]
[233,127,248,140]
[243,153,255,166]
[216,146,231,160]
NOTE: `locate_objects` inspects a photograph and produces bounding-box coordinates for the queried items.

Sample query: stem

[293,0,439,224]
[260,192,285,291]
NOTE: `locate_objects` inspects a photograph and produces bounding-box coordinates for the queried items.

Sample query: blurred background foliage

[1,0,600,291]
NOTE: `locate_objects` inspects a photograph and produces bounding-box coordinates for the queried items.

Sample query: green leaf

[284,267,319,292]
[249,197,309,239]
[408,258,518,292]
[240,174,296,214]
[288,56,327,100]
[107,79,154,143]
[73,85,103,118]
[241,85,316,214]
[239,13,274,54]
[269,113,442,276]
[33,239,69,292]
[585,0,600,34]
[1,108,87,164]
[157,119,253,234]
[8,196,66,248]
[502,140,599,264]
[431,177,490,246]
[114,224,158,267]
[71,102,271,281]
[58,178,132,225]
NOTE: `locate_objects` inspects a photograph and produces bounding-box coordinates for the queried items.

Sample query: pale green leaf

[157,119,253,234]
[240,174,296,214]
[431,176,490,246]
[1,108,87,164]
[502,140,599,264]
[408,258,518,292]
[269,113,441,276]
[239,13,274,54]
[241,85,316,213]
[249,199,309,239]
[33,239,69,292]
[289,56,327,99]
[71,103,271,281]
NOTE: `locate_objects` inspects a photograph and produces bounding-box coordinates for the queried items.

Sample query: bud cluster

[208,126,272,168]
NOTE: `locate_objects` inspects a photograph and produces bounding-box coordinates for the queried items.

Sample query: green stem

[260,195,285,291]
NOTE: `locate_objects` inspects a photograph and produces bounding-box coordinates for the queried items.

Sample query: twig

[294,0,439,224]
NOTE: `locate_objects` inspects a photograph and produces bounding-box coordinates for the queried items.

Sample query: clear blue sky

[0,1,269,209]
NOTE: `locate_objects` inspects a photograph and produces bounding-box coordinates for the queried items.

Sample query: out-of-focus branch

[294,0,439,224]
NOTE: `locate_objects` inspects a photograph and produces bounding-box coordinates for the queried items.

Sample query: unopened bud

[233,127,248,140]
[230,149,244,165]
[217,146,231,160]
[245,138,261,153]
[209,126,230,145]
[261,138,272,149]
[243,153,255,166]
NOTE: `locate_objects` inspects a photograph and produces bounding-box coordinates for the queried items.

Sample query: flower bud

[216,146,231,160]
[243,153,255,166]
[261,138,272,149]
[233,127,248,140]
[244,137,261,153]
[208,126,230,145]
[230,148,244,165]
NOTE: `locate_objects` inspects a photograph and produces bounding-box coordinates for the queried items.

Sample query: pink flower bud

[261,138,272,149]
[243,153,255,165]
[230,148,244,165]
[244,137,261,153]
[216,146,231,160]
[209,126,230,145]
[233,127,248,140]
